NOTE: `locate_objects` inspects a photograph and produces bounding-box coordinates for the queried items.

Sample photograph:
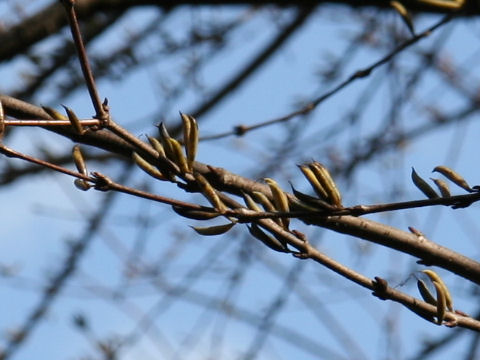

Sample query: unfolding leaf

[252,191,281,226]
[430,178,451,198]
[433,165,473,193]
[433,281,446,324]
[147,136,166,158]
[191,222,235,236]
[72,145,87,175]
[411,168,438,199]
[42,106,67,120]
[417,279,437,306]
[248,223,289,253]
[242,192,263,212]
[422,269,453,311]
[194,172,227,213]
[63,105,85,135]
[0,100,5,138]
[167,137,189,174]
[172,205,219,220]
[290,184,335,211]
[158,122,176,161]
[180,112,198,172]
[390,1,415,35]
[132,152,166,180]
[252,191,276,212]
[264,178,290,229]
[298,164,328,200]
[74,178,91,191]
[309,162,342,207]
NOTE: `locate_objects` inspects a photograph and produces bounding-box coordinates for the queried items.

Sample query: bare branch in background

[1,1,480,360]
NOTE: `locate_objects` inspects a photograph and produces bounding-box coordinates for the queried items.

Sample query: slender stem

[4,119,101,126]
[0,143,89,181]
[223,192,480,221]
[0,99,4,138]
[0,142,203,210]
[90,171,207,210]
[256,217,480,331]
[60,0,107,122]
[344,193,480,214]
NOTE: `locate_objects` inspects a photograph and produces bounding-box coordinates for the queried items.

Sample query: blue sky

[1,3,480,360]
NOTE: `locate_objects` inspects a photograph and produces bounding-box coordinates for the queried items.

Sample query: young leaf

[433,281,446,324]
[309,162,342,207]
[132,152,166,180]
[0,100,5,139]
[158,122,176,161]
[298,164,328,200]
[167,137,189,174]
[242,192,263,212]
[42,106,67,120]
[417,279,437,306]
[433,165,473,193]
[191,222,235,236]
[252,191,281,227]
[63,105,85,135]
[181,112,191,150]
[74,178,91,191]
[290,184,336,211]
[422,269,453,311]
[411,168,439,199]
[430,178,451,198]
[390,1,415,35]
[180,112,198,172]
[72,145,87,175]
[248,223,289,253]
[172,205,219,220]
[147,136,166,158]
[264,178,290,229]
[194,172,227,213]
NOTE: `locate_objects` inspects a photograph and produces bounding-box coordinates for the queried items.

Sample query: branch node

[91,172,112,191]
[372,276,389,300]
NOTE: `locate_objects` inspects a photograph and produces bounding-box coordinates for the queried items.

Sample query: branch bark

[2,93,480,286]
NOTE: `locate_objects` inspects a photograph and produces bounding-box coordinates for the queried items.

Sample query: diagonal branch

[2,93,480,286]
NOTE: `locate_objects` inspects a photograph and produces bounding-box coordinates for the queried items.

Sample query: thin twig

[12,136,469,290]
[217,194,480,286]
[0,143,90,181]
[0,143,205,211]
[0,99,4,139]
[3,119,101,126]
[251,218,480,331]
[90,171,209,210]
[220,192,480,221]
[60,0,107,123]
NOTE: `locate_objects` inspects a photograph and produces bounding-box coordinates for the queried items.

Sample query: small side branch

[60,0,108,123]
